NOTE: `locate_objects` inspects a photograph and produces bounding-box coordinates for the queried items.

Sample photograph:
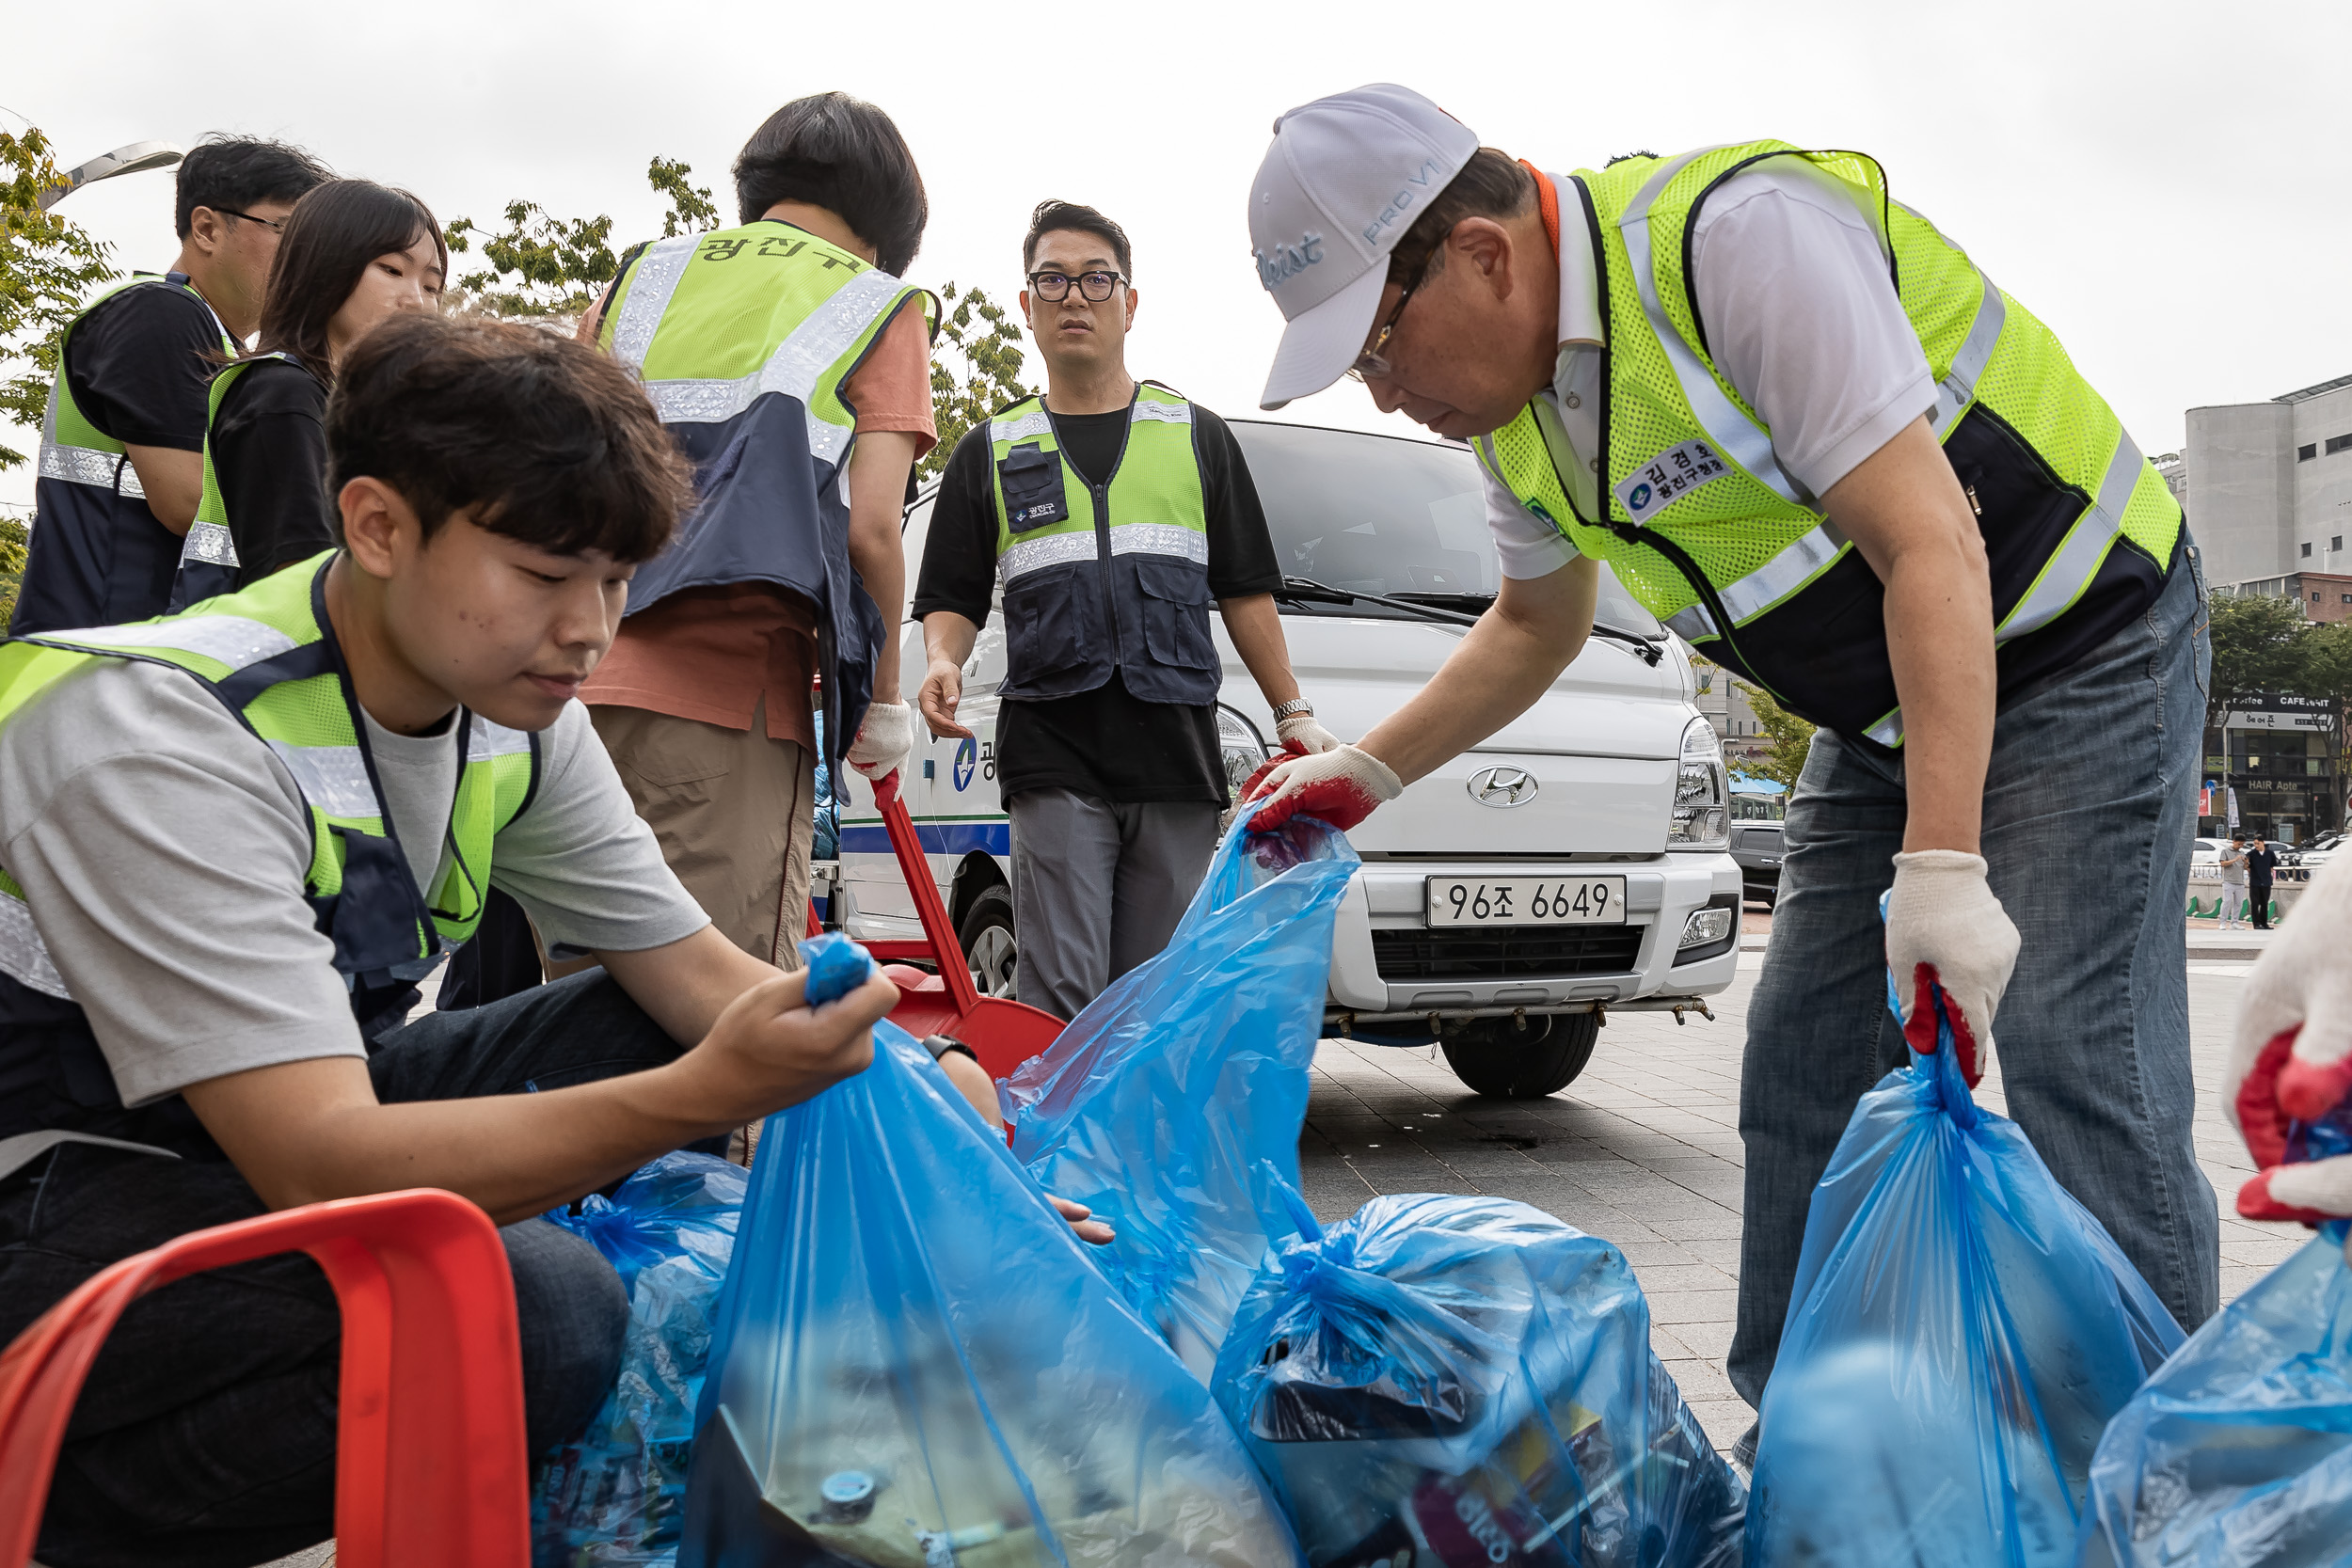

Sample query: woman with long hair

[172,179,444,605]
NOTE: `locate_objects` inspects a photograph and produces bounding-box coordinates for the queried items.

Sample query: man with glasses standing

[912,200,1336,1020]
[13,135,328,634]
[1236,86,2215,1461]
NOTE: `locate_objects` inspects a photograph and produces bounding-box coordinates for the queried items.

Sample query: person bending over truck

[1237,85,2215,1465]
[0,314,1091,1568]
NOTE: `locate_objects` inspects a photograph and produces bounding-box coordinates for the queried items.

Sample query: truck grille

[1372,925,1646,981]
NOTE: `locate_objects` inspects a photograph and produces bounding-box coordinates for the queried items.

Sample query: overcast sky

[9,0,2349,515]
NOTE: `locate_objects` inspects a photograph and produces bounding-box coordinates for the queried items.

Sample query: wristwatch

[1271,698,1315,721]
[921,1034,979,1067]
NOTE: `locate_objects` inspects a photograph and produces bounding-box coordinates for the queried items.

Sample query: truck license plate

[1425,876,1626,927]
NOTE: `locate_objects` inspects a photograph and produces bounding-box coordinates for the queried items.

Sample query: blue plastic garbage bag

[1213,1191,1745,1567]
[532,1151,749,1566]
[1744,978,2184,1567]
[1002,806,1359,1378]
[678,1011,1307,1567]
[2076,1179,2352,1568]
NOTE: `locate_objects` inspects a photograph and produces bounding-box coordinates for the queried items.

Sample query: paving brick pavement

[1302,948,2305,1455]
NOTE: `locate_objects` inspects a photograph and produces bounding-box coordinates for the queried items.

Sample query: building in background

[1691,659,1769,767]
[2201,691,2341,844]
[2181,372,2352,621]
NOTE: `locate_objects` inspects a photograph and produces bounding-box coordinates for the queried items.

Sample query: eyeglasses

[1345,264,1427,383]
[216,207,288,233]
[1027,269,1125,303]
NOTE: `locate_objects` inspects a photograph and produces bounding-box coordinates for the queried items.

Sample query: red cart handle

[870,770,983,1016]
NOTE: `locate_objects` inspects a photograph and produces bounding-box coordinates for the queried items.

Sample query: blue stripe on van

[837,821,1012,857]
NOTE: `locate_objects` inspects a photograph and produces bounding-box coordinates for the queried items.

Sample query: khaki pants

[590,701,815,971]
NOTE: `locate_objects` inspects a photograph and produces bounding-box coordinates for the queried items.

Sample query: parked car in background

[2287,831,2344,870]
[2191,838,2225,865]
[1732,819,1785,907]
[826,419,1742,1101]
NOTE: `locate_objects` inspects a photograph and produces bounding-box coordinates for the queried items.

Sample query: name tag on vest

[1613,438,1733,524]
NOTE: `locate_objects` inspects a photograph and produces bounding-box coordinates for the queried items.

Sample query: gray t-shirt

[0,659,709,1109]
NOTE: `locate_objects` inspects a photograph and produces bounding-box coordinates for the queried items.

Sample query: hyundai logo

[1468,766,1538,808]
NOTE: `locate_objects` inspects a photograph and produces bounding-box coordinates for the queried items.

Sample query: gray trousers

[1007,788,1220,1021]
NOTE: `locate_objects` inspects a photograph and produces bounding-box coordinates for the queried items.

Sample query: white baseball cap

[1248,84,1481,410]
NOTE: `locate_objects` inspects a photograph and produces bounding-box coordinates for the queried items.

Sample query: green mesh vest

[0,553,539,1006]
[986,382,1220,705]
[167,352,308,611]
[1475,143,2183,746]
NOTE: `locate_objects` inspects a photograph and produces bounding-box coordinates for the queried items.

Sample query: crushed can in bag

[1213,1190,1743,1568]
[1004,807,1358,1378]
[532,1150,748,1567]
[677,993,1304,1568]
[1743,948,2184,1567]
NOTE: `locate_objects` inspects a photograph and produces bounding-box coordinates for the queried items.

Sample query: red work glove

[1241,741,1402,832]
[2226,856,2352,1226]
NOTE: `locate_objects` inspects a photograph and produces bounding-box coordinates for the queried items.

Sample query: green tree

[0,510,26,626]
[924,282,1033,479]
[1,127,119,470]
[2205,593,2315,733]
[1735,679,1817,794]
[446,157,720,323]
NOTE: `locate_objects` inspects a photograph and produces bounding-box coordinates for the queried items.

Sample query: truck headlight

[1675,893,1741,965]
[1216,705,1274,802]
[1667,717,1729,850]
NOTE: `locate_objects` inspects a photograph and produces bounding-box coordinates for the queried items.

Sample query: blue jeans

[5,973,680,1568]
[1727,548,2218,1412]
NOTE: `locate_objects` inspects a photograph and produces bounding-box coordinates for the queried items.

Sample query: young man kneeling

[0,314,1046,1568]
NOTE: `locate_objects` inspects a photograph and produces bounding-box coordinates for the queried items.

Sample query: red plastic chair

[0,1187,528,1568]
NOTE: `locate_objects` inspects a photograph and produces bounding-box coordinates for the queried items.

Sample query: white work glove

[2226,854,2352,1230]
[1274,712,1343,755]
[1240,742,1402,832]
[1883,850,2020,1088]
[846,700,912,781]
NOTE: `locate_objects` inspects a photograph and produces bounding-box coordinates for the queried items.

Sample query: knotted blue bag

[677,932,1304,1567]
[2075,1225,2352,1560]
[532,1151,749,1566]
[1211,1191,1745,1567]
[1002,808,1359,1378]
[1744,968,2185,1566]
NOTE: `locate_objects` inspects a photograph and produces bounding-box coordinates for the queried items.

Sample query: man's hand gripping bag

[1001,808,1359,1378]
[1212,1192,1746,1568]
[1744,969,2184,1567]
[675,1013,1304,1568]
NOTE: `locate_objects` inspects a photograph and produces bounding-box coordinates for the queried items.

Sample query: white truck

[821,418,1741,1099]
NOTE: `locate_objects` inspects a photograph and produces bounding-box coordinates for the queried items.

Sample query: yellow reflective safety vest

[1475,145,2183,746]
[14,274,237,636]
[0,553,539,1150]
[597,221,934,761]
[167,352,309,612]
[988,382,1219,705]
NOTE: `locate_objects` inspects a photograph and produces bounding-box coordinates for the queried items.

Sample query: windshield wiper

[1389,591,1667,666]
[1279,577,1479,627]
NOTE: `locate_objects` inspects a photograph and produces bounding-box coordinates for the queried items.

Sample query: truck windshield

[1230,419,1665,641]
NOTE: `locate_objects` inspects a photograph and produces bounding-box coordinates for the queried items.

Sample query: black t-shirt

[209,357,337,585]
[912,398,1283,806]
[62,280,221,451]
[2246,847,2280,882]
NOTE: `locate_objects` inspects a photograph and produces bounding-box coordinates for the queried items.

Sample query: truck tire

[1440,1013,1600,1099]
[958,886,1017,999]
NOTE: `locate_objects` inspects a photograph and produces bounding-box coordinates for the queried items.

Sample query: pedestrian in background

[2245,834,2278,930]
[579,94,936,970]
[14,135,328,634]
[170,180,446,608]
[914,200,1336,1021]
[2218,834,2249,929]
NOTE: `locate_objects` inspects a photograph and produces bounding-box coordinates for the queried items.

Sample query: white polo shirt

[1486,157,1939,580]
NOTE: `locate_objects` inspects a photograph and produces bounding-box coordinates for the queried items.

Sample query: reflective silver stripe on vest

[39,614,299,670]
[607,235,697,368]
[266,742,380,820]
[1865,706,1904,746]
[992,411,1053,445]
[1930,273,2008,438]
[39,441,125,491]
[1661,519,1851,644]
[467,718,533,761]
[1107,524,1209,564]
[1131,400,1191,426]
[180,520,240,568]
[999,531,1097,583]
[0,890,71,999]
[1995,432,2147,641]
[1615,150,1809,512]
[1666,603,1714,641]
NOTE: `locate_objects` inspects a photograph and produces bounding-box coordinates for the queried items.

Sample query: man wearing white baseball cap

[1239,84,2218,1455]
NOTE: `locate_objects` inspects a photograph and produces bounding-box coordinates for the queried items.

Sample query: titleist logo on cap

[1254,232,1326,291]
